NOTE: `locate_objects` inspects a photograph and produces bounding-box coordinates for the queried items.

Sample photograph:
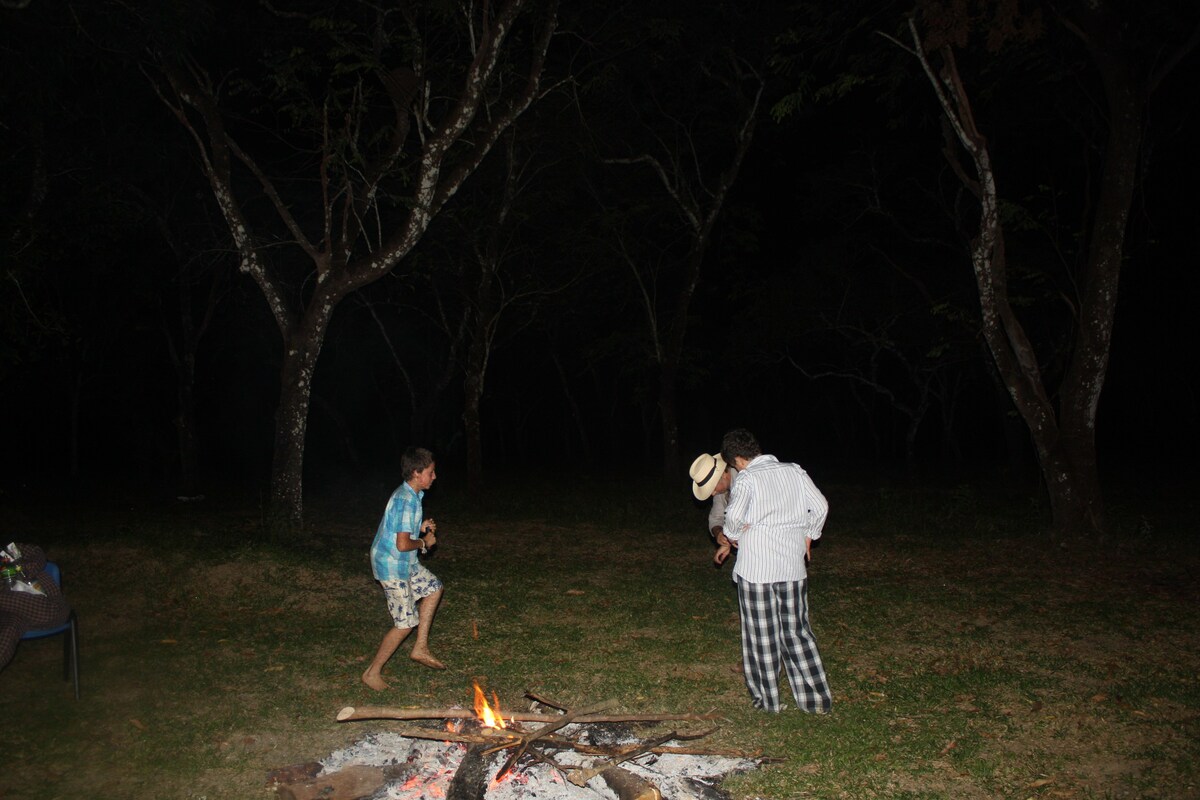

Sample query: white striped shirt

[724,454,828,584]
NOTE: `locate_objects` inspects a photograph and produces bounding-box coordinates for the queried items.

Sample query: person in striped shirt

[717,428,832,714]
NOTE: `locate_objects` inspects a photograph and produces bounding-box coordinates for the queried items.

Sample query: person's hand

[714,543,732,566]
[421,518,437,535]
[424,530,437,549]
[805,537,812,562]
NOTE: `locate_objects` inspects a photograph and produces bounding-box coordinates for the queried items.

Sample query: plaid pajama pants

[736,577,832,713]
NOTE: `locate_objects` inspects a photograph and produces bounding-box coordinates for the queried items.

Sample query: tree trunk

[269,298,336,530]
[463,369,484,494]
[550,347,591,464]
[175,354,200,497]
[1046,4,1146,541]
[1038,436,1104,541]
[658,362,680,479]
[905,10,1156,542]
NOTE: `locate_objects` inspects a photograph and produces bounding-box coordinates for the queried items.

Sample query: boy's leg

[362,577,421,689]
[362,626,411,690]
[409,587,445,669]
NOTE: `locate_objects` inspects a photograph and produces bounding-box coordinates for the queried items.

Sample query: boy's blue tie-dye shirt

[369,482,424,581]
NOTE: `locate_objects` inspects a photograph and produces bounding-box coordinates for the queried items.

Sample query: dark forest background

[2,0,1197,526]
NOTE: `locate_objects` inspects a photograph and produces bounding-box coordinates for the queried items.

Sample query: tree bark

[269,295,337,529]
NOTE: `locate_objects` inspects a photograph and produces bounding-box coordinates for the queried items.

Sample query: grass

[1,475,1198,799]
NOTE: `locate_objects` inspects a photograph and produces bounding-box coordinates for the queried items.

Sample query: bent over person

[688,452,737,560]
[718,428,832,713]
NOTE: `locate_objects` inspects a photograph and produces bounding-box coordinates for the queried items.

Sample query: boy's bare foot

[410,650,446,670]
[361,670,389,691]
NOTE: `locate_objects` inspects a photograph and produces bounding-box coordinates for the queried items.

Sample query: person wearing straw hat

[718,427,832,714]
[688,452,738,565]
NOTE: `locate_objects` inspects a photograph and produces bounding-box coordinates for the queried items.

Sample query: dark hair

[721,428,761,464]
[401,447,435,481]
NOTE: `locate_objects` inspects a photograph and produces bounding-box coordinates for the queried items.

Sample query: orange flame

[472,682,506,729]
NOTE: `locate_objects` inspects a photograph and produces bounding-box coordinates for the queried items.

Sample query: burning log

[445,743,490,800]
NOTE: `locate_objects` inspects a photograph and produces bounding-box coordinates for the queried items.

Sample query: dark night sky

[1,0,1198,500]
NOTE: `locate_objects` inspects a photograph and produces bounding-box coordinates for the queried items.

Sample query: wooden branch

[336,705,723,724]
[377,727,520,747]
[601,766,663,800]
[224,135,322,268]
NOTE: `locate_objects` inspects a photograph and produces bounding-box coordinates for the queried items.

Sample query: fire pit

[270,686,768,800]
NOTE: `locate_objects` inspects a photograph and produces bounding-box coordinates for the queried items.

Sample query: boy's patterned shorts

[380,563,443,629]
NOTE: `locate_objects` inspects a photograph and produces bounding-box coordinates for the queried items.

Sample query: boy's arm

[394,532,426,552]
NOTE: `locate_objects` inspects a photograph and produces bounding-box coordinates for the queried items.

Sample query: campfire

[269,685,768,800]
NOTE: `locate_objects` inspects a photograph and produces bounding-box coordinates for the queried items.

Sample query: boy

[362,446,445,691]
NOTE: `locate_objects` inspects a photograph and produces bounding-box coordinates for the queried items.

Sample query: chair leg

[64,612,79,700]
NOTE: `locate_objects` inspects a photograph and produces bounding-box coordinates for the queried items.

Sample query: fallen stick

[336,705,722,724]
[381,727,520,746]
[601,766,663,800]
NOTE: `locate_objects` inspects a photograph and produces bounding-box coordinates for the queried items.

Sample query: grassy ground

[1,475,1197,799]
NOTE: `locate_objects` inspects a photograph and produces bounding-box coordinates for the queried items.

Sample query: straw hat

[689,453,727,501]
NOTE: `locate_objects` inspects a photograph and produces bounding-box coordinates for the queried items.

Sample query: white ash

[320,722,757,800]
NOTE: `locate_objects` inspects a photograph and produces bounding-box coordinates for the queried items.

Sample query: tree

[586,10,767,478]
[145,194,231,498]
[148,0,558,526]
[897,0,1200,539]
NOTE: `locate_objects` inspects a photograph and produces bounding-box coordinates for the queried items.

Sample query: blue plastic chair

[19,561,79,700]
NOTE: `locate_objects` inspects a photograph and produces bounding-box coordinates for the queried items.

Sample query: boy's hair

[401,446,435,481]
[721,428,761,464]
